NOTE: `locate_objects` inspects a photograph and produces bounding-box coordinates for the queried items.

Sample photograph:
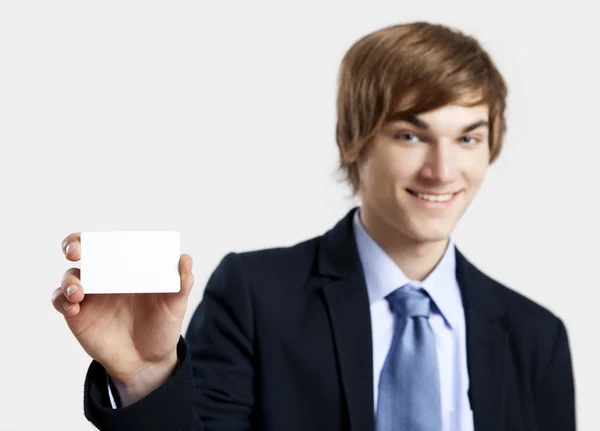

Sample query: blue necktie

[375,285,442,431]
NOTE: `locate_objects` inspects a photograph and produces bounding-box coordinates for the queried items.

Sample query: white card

[80,231,181,294]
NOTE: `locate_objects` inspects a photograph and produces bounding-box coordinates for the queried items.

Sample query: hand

[51,233,195,404]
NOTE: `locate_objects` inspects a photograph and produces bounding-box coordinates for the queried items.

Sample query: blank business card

[80,231,181,294]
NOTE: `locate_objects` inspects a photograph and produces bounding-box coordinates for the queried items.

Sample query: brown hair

[336,22,508,195]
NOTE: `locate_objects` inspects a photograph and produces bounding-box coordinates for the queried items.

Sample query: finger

[179,254,193,276]
[60,267,85,304]
[179,254,194,297]
[51,287,81,317]
[62,233,81,261]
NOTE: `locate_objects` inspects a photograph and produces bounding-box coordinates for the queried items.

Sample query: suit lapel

[318,208,375,431]
[456,249,508,431]
[322,276,374,431]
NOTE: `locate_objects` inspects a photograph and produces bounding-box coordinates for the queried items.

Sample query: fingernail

[65,242,76,255]
[66,284,78,297]
[63,302,74,311]
[51,289,62,302]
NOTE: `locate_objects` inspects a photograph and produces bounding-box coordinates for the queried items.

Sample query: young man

[53,22,575,430]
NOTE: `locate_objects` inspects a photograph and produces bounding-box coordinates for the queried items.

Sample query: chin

[410,232,450,244]
[404,224,453,244]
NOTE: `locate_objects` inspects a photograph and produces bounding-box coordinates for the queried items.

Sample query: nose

[419,142,457,182]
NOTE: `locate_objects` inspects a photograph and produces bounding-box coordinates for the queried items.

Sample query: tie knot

[386,286,431,317]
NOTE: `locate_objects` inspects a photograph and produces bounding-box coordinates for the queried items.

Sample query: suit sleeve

[84,336,202,430]
[185,252,255,430]
[535,318,576,431]
[83,252,255,431]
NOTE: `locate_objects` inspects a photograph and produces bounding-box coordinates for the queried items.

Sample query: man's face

[357,102,490,244]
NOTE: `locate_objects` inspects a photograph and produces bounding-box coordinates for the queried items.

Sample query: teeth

[415,192,455,202]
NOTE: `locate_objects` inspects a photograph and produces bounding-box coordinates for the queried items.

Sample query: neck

[358,207,449,281]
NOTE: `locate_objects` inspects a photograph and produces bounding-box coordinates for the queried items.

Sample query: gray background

[1,1,597,429]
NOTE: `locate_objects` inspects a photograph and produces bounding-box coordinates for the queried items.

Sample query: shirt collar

[352,208,462,329]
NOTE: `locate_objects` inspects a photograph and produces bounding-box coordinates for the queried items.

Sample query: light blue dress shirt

[352,210,474,431]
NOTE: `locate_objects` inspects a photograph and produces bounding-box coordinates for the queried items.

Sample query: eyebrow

[389,115,489,134]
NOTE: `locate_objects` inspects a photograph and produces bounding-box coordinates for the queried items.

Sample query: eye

[459,136,479,145]
[393,132,420,143]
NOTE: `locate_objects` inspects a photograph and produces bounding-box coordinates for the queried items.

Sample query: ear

[338,134,362,163]
[337,134,348,157]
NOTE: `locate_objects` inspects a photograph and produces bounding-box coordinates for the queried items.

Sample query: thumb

[178,254,195,298]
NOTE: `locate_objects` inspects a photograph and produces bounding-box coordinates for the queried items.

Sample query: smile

[406,189,462,206]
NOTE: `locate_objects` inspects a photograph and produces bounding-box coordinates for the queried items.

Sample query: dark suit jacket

[83,208,576,430]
